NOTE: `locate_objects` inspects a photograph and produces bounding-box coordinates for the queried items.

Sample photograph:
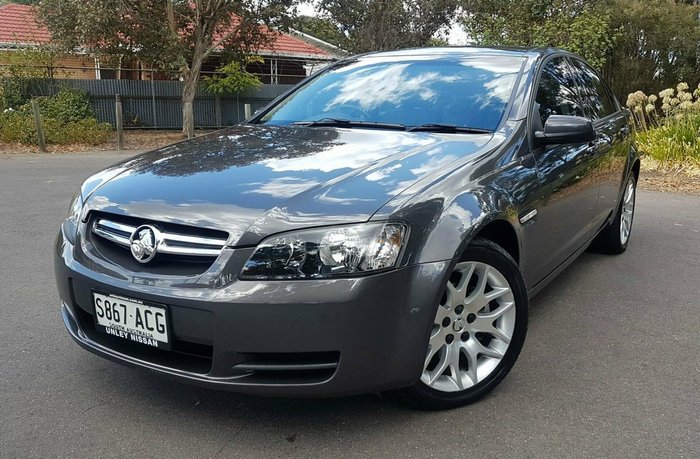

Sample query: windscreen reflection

[260,56,524,131]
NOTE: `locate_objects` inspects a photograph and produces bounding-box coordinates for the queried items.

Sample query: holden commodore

[55,47,639,410]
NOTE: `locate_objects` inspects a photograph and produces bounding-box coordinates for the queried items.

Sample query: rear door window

[569,59,617,120]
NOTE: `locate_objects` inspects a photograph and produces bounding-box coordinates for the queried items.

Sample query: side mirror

[534,115,596,146]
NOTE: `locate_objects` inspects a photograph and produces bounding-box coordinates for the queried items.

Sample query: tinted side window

[535,57,584,125]
[570,59,616,120]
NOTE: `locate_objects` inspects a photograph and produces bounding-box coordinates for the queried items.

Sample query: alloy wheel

[620,178,636,246]
[421,261,516,393]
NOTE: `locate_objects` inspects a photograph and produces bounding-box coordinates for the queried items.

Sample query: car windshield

[258,55,524,132]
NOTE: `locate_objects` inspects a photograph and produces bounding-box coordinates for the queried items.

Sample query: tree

[316,0,459,53]
[203,56,263,95]
[459,0,700,100]
[38,0,298,137]
[605,0,700,100]
[460,0,617,71]
[292,15,347,48]
[0,46,59,110]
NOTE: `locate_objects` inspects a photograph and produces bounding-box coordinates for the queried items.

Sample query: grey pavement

[0,151,698,458]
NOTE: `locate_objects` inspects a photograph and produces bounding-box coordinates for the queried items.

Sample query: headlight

[240,223,407,279]
[67,192,83,224]
[63,191,83,243]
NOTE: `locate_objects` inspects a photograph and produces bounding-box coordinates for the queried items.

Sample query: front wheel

[392,238,528,410]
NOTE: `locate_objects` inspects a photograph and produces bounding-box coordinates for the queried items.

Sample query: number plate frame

[92,290,172,351]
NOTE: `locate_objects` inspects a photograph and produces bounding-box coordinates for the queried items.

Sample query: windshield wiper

[407,123,493,134]
[292,118,407,131]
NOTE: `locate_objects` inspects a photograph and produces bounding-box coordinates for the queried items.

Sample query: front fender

[385,184,521,266]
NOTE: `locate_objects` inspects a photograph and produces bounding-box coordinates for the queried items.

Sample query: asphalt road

[1,151,698,458]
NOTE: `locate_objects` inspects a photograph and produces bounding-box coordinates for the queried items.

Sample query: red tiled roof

[214,15,329,57]
[0,4,51,45]
[259,32,330,58]
[0,3,330,58]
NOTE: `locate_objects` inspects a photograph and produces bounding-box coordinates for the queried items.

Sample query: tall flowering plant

[626,83,700,169]
[626,83,700,131]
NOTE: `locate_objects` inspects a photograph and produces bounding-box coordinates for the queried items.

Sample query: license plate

[92,292,170,350]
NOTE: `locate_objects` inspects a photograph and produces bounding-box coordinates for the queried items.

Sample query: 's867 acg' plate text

[92,292,170,350]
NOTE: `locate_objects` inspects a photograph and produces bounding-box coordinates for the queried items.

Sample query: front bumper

[55,229,450,397]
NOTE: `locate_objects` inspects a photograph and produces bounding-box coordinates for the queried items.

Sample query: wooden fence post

[30,100,46,153]
[215,96,222,128]
[115,94,124,151]
[150,77,158,129]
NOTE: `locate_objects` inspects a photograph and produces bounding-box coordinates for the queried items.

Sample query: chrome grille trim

[92,218,227,257]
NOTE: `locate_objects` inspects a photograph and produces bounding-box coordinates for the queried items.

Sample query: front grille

[87,212,229,275]
[92,217,228,257]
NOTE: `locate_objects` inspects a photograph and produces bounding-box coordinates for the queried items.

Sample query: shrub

[1,87,111,146]
[0,111,37,143]
[50,118,113,144]
[0,111,112,146]
[0,80,29,112]
[24,87,95,123]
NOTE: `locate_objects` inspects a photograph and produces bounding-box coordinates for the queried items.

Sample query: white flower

[679,101,693,110]
[626,90,648,108]
[648,95,658,103]
[677,82,689,92]
[679,91,693,102]
[659,88,675,98]
[645,104,655,113]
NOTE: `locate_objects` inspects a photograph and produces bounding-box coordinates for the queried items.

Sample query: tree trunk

[179,4,218,138]
[181,69,198,138]
[181,36,210,138]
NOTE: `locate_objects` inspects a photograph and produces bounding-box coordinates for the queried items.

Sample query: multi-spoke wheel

[421,261,515,392]
[394,238,528,410]
[592,173,637,254]
[619,178,635,246]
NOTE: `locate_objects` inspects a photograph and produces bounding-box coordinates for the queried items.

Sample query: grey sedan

[55,47,639,410]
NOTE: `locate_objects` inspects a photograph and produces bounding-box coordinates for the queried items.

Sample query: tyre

[392,238,528,410]
[591,174,637,254]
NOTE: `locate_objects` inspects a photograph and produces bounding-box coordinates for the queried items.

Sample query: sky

[296,3,469,45]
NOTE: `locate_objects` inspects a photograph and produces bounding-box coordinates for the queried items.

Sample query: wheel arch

[469,218,520,266]
[631,157,641,182]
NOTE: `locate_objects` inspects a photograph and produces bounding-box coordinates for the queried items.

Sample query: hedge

[0,111,112,145]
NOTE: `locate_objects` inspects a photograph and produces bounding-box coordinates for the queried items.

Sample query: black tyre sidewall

[593,173,637,254]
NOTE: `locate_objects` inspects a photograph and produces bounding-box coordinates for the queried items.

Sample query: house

[0,3,339,84]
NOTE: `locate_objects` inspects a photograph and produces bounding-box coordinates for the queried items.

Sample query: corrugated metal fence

[56,79,292,129]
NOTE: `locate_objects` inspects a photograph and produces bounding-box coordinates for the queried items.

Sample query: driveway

[1,151,698,458]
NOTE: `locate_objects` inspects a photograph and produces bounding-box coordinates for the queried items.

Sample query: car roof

[361,46,558,60]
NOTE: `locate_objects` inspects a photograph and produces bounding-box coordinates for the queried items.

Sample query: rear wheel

[591,174,636,254]
[393,238,528,410]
